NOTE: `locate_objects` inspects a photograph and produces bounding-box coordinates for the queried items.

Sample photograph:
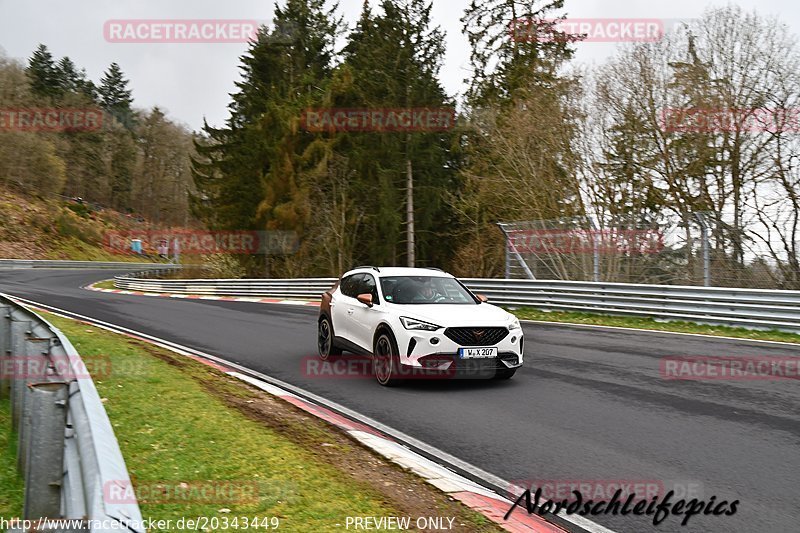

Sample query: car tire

[318,316,343,360]
[373,330,403,387]
[495,367,517,380]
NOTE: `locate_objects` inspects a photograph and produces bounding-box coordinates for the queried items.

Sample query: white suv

[318,267,524,386]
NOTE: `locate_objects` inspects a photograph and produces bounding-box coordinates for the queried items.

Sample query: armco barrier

[0,259,177,270]
[114,275,337,299]
[0,294,144,532]
[461,279,800,332]
[114,274,800,333]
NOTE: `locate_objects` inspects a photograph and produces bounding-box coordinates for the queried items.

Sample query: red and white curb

[85,282,319,307]
[10,295,589,533]
[230,373,566,532]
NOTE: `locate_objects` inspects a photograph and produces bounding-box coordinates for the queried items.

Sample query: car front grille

[444,327,509,347]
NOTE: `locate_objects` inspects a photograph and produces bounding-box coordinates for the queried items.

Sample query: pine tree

[55,57,79,92]
[462,0,577,106]
[192,25,293,234]
[455,0,583,276]
[108,130,136,211]
[192,0,458,274]
[26,44,61,98]
[56,57,97,100]
[99,62,135,128]
[192,0,342,244]
[334,0,457,267]
[598,105,665,220]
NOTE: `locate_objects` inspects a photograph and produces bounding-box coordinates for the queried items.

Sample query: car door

[349,273,380,352]
[332,274,359,342]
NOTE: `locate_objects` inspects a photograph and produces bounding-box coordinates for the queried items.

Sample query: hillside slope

[0,184,159,261]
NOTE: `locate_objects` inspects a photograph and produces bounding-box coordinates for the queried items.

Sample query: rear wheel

[373,331,403,387]
[318,317,342,360]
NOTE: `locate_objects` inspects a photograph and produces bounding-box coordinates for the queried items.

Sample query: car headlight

[508,317,521,331]
[400,317,442,331]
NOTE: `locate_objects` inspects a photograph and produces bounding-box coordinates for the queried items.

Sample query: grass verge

[511,307,800,344]
[0,312,502,532]
[45,237,162,263]
[0,399,24,519]
[91,279,117,290]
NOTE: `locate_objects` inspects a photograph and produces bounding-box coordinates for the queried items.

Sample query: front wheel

[373,331,403,387]
[318,317,342,360]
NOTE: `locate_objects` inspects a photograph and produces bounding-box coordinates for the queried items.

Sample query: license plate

[459,347,498,359]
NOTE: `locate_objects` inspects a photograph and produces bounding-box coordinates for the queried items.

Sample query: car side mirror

[357,293,374,307]
[476,294,488,303]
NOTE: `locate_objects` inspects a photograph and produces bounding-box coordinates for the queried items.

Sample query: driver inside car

[416,280,446,303]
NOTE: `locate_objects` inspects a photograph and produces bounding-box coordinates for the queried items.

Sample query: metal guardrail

[0,259,177,270]
[461,279,800,333]
[115,275,800,333]
[0,294,144,532]
[114,275,338,299]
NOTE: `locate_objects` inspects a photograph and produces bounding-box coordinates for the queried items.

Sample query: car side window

[340,274,361,298]
[359,274,380,304]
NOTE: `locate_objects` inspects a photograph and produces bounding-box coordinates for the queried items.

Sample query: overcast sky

[0,0,794,131]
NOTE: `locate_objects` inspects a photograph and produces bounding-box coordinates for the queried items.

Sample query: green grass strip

[0,398,24,520]
[38,315,406,532]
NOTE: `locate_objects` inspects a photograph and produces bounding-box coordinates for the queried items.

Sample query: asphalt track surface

[0,269,798,533]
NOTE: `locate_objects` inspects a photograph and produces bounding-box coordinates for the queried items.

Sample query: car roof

[343,267,454,278]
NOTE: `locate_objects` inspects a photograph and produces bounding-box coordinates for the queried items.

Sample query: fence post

[17,337,50,476]
[0,306,10,398]
[9,320,30,430]
[497,223,535,280]
[694,213,711,287]
[588,216,601,283]
[504,231,511,279]
[23,381,69,521]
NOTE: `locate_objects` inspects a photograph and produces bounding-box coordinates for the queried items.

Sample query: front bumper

[398,328,523,378]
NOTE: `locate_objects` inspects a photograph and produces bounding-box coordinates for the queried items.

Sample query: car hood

[387,302,513,327]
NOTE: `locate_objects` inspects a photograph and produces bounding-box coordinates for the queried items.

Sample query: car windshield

[380,276,477,305]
